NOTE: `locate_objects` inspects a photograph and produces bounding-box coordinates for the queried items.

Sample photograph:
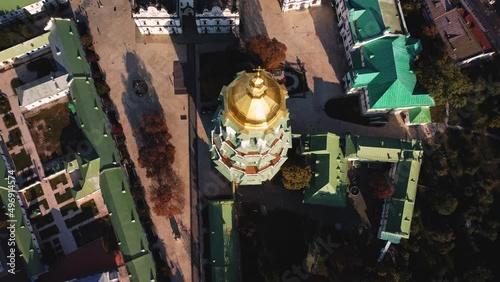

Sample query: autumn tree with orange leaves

[138,112,183,217]
[248,35,287,69]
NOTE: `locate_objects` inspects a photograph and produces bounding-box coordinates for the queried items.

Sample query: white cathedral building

[132,0,239,35]
[280,0,321,12]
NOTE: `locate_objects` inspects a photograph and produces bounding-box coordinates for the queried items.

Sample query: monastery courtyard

[63,0,437,281]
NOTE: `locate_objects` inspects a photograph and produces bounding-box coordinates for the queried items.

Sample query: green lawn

[23,183,44,202]
[0,0,38,13]
[0,96,11,114]
[26,102,84,163]
[60,201,78,217]
[65,199,99,228]
[54,188,73,204]
[39,224,59,240]
[6,128,22,149]
[3,113,17,128]
[11,149,32,171]
[49,173,68,190]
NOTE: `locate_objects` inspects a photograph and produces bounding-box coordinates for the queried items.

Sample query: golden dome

[221,69,288,132]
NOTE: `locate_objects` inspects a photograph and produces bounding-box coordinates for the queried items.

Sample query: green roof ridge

[351,37,434,110]
[50,18,156,281]
[209,200,240,282]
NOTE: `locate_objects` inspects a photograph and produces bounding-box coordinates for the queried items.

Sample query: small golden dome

[220,70,288,133]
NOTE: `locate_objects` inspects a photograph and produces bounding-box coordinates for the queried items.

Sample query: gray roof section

[17,72,70,107]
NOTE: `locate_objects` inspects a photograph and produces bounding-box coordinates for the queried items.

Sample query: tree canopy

[281,161,312,190]
[416,58,474,108]
[433,194,459,216]
[248,35,287,69]
[137,112,183,217]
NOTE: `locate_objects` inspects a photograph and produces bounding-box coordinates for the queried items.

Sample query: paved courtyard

[68,0,194,280]
[241,0,437,141]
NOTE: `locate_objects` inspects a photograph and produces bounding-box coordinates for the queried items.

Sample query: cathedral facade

[132,0,239,34]
[210,70,292,185]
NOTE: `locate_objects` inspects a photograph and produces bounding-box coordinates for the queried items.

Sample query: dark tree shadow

[240,0,268,40]
[121,51,164,146]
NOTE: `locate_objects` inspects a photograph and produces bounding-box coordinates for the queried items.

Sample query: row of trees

[138,113,184,218]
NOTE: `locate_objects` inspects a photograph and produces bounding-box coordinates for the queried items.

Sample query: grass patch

[60,201,78,217]
[49,173,68,190]
[11,149,32,171]
[26,57,56,78]
[72,216,115,248]
[39,224,59,240]
[325,96,372,125]
[0,96,11,113]
[6,127,22,149]
[26,102,84,163]
[23,183,44,202]
[65,199,99,228]
[3,113,17,128]
[54,188,73,204]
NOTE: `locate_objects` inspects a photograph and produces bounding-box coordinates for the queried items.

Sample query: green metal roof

[408,107,432,124]
[0,32,49,63]
[347,0,404,43]
[0,0,38,13]
[70,79,118,167]
[208,200,240,282]
[126,253,157,282]
[0,157,46,278]
[350,37,434,110]
[349,1,385,42]
[50,18,156,281]
[351,135,422,162]
[50,19,90,78]
[380,160,420,243]
[99,167,148,261]
[302,133,347,208]
[72,157,100,200]
[351,48,363,69]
